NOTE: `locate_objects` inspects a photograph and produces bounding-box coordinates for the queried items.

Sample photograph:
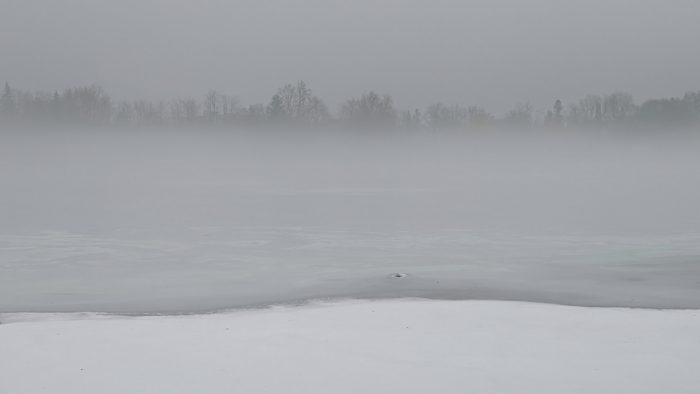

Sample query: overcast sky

[2,0,699,114]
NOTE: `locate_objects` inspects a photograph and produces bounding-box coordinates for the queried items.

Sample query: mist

[2,0,700,312]
[3,0,700,113]
[3,129,700,236]
[5,3,700,394]
[2,128,700,312]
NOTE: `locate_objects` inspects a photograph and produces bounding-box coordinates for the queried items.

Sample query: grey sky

[2,0,699,114]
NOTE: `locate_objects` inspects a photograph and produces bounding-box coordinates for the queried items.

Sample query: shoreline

[3,294,700,323]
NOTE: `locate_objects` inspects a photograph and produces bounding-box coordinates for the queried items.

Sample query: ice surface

[2,130,700,312]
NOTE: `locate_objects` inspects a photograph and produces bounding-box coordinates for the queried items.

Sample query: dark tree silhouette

[267,81,328,124]
[1,82,15,119]
[340,91,396,129]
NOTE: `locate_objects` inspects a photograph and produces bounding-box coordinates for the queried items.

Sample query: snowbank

[1,300,699,394]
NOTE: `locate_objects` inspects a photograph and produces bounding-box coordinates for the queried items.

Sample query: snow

[2,299,699,394]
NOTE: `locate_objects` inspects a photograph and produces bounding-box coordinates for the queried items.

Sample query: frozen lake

[2,130,700,312]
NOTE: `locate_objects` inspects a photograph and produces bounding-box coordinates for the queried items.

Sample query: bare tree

[59,85,112,124]
[169,98,199,123]
[503,103,533,129]
[1,82,15,119]
[426,103,468,130]
[268,81,327,124]
[340,91,397,128]
[132,100,165,126]
[573,95,603,126]
[240,104,267,124]
[114,102,135,126]
[169,99,184,122]
[182,99,199,122]
[277,81,312,119]
[467,106,494,129]
[220,94,239,119]
[203,90,219,119]
[399,109,423,129]
[602,92,635,122]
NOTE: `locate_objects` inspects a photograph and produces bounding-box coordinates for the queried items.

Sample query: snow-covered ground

[1,299,699,394]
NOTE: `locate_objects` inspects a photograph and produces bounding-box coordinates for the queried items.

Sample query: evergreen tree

[266,94,285,120]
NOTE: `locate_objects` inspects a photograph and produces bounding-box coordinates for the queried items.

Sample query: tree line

[1,81,699,131]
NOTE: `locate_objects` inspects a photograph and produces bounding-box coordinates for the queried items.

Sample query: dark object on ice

[390,273,409,279]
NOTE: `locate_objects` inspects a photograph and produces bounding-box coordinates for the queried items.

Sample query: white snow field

[2,299,699,394]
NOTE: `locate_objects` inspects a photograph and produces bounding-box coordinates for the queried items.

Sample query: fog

[2,129,700,312]
[2,0,700,314]
[3,0,700,112]
[3,130,700,235]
